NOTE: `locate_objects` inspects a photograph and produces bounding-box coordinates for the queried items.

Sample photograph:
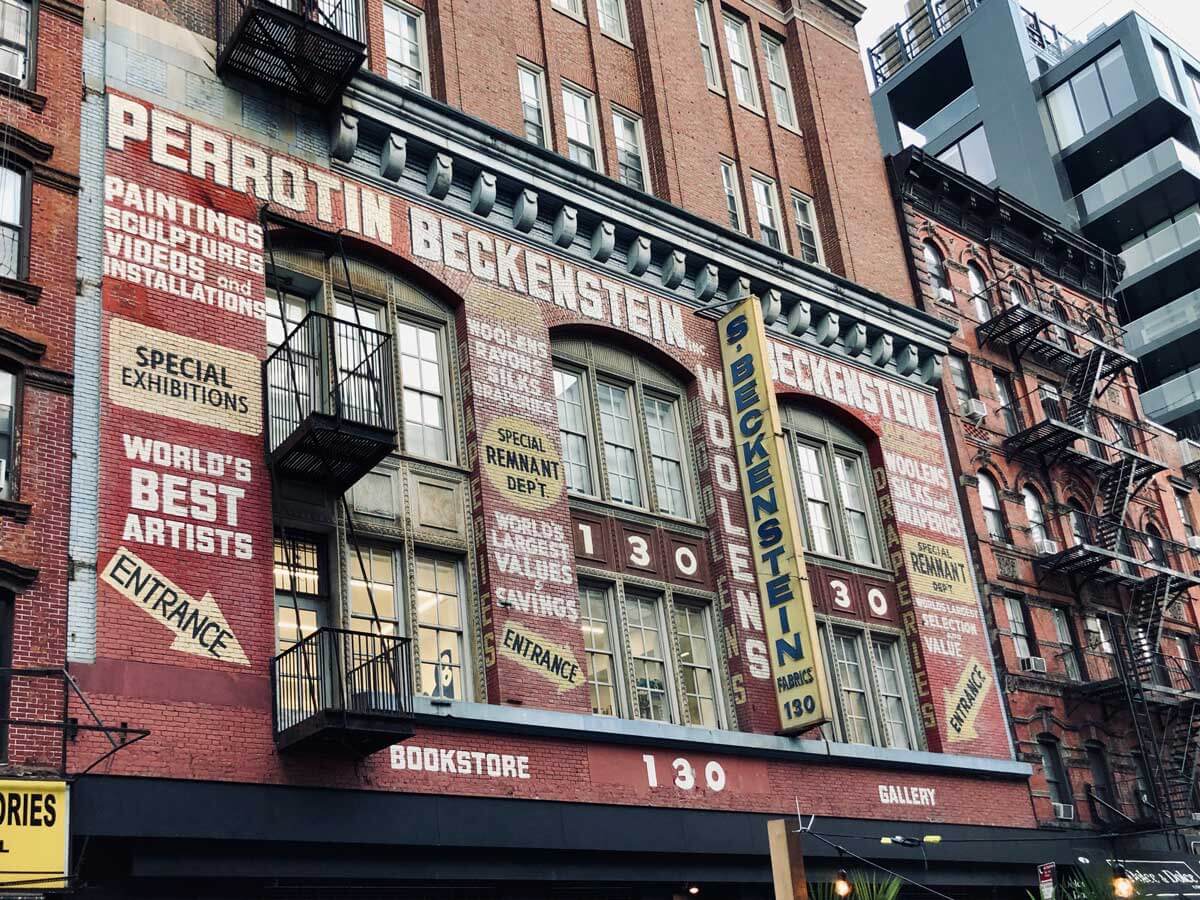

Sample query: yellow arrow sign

[943,657,991,742]
[101,546,249,665]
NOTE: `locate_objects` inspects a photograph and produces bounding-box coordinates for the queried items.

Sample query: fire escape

[262,212,414,753]
[980,277,1200,829]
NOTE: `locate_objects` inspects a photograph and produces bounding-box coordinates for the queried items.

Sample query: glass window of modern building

[1045,46,1136,148]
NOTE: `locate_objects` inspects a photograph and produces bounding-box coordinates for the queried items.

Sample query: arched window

[1023,486,1047,546]
[553,336,696,519]
[1147,524,1167,565]
[781,404,883,566]
[979,472,1007,541]
[967,262,991,322]
[1052,301,1075,350]
[924,242,948,294]
[1008,280,1027,308]
[1067,498,1089,545]
[1085,741,1115,806]
[1037,734,1073,810]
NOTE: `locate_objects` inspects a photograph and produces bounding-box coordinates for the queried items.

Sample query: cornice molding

[40,0,85,22]
[24,366,72,394]
[0,275,41,304]
[33,162,81,195]
[0,326,45,363]
[340,79,956,389]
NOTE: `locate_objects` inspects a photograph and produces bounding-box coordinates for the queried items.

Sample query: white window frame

[819,622,919,750]
[550,0,585,21]
[750,173,785,252]
[0,368,14,501]
[579,582,626,717]
[562,81,602,172]
[596,0,629,42]
[722,13,759,110]
[694,0,721,91]
[396,314,454,463]
[412,551,473,702]
[0,0,34,88]
[622,591,677,724]
[554,364,598,497]
[761,33,798,130]
[642,389,691,519]
[517,60,550,148]
[611,105,650,192]
[383,1,429,94]
[673,601,724,728]
[719,157,746,233]
[789,191,823,265]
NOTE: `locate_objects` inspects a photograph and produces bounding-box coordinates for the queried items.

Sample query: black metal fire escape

[983,278,1200,829]
[262,210,414,754]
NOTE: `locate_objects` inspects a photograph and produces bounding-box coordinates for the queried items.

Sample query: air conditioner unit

[1035,539,1060,556]
[938,286,954,303]
[961,398,988,422]
[1188,536,1200,552]
[1053,802,1075,821]
[1190,812,1200,824]
[1021,656,1048,674]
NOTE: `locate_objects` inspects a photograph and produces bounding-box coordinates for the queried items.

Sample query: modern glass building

[869,0,1200,437]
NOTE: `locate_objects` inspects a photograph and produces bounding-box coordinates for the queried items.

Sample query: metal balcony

[1035,512,1200,589]
[1074,645,1200,703]
[974,279,1134,378]
[216,0,365,107]
[264,312,397,493]
[1002,395,1164,482]
[1181,439,1200,478]
[272,627,415,753]
[867,0,983,88]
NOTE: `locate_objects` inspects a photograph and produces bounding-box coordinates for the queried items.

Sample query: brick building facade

[891,147,1200,841]
[0,0,1182,894]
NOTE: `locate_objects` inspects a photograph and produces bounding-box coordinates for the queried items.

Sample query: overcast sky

[856,0,1200,71]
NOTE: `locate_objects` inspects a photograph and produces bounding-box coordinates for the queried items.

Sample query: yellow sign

[0,780,68,889]
[101,546,249,665]
[719,297,830,733]
[499,621,582,693]
[943,657,991,742]
[902,535,973,604]
[480,415,564,512]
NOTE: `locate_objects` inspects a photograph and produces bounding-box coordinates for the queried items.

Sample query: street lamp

[834,869,853,898]
[1113,865,1135,899]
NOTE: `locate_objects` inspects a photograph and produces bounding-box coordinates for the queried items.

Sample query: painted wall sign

[719,296,830,733]
[108,317,261,435]
[0,780,68,889]
[480,415,563,510]
[499,621,582,692]
[101,546,249,665]
[877,784,937,807]
[902,536,973,604]
[944,657,991,742]
[390,743,531,780]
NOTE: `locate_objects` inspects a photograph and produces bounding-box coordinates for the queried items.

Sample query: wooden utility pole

[768,819,811,900]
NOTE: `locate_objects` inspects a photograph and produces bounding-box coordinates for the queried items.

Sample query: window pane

[1098,46,1136,114]
[580,585,619,716]
[0,166,21,279]
[794,442,837,555]
[613,110,646,191]
[835,453,876,565]
[1071,63,1110,133]
[625,596,672,722]
[563,87,597,169]
[1046,82,1083,148]
[724,16,756,106]
[947,355,971,399]
[273,536,322,596]
[957,127,996,183]
[694,0,719,88]
[643,394,688,517]
[384,4,425,91]
[597,0,627,39]
[832,631,874,745]
[0,0,28,83]
[1005,595,1032,658]
[675,604,719,727]
[763,37,795,127]
[555,367,594,494]
[349,544,399,631]
[870,638,913,749]
[752,177,782,250]
[597,381,642,505]
[416,555,465,700]
[720,160,743,231]
[1152,41,1183,104]
[398,320,448,460]
[518,66,546,147]
[0,368,11,497]
[791,194,821,264]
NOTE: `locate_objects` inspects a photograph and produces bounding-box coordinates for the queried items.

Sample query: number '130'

[642,754,726,791]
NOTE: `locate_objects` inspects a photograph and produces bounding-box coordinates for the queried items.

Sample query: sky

[856,0,1200,73]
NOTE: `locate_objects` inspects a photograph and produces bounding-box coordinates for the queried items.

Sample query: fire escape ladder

[1097,455,1137,531]
[1127,568,1174,645]
[1162,701,1200,820]
[1110,613,1177,826]
[1064,348,1105,419]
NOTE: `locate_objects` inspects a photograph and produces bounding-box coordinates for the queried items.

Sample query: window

[1147,524,1166,565]
[517,63,549,147]
[397,319,450,460]
[1068,499,1089,546]
[384,2,428,92]
[819,624,917,749]
[935,126,996,183]
[1051,607,1082,681]
[1173,634,1196,689]
[579,584,620,716]
[782,404,884,566]
[554,367,594,494]
[1005,595,1036,659]
[0,0,31,86]
[947,354,974,401]
[675,603,720,727]
[1152,40,1183,104]
[790,192,823,265]
[0,369,12,500]
[348,544,400,635]
[1188,65,1200,112]
[723,14,758,107]
[1133,752,1154,818]
[1022,486,1047,545]
[562,84,599,170]
[0,164,25,280]
[612,108,648,191]
[979,473,1007,541]
[1045,46,1136,149]
[643,393,689,518]
[994,372,1018,435]
[751,175,783,251]
[1086,742,1115,806]
[967,262,990,321]
[553,345,695,519]
[762,34,796,128]
[1084,613,1116,681]
[694,0,720,90]
[414,553,468,700]
[551,0,583,16]
[1038,735,1072,807]
[1177,490,1197,543]
[625,593,672,722]
[720,158,745,232]
[597,0,628,41]
[274,535,326,728]
[923,241,947,294]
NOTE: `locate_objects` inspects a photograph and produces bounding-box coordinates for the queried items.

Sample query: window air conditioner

[1053,802,1075,821]
[1021,656,1048,674]
[1191,812,1200,824]
[1188,536,1200,552]
[1035,539,1060,556]
[961,398,988,422]
[938,287,954,303]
